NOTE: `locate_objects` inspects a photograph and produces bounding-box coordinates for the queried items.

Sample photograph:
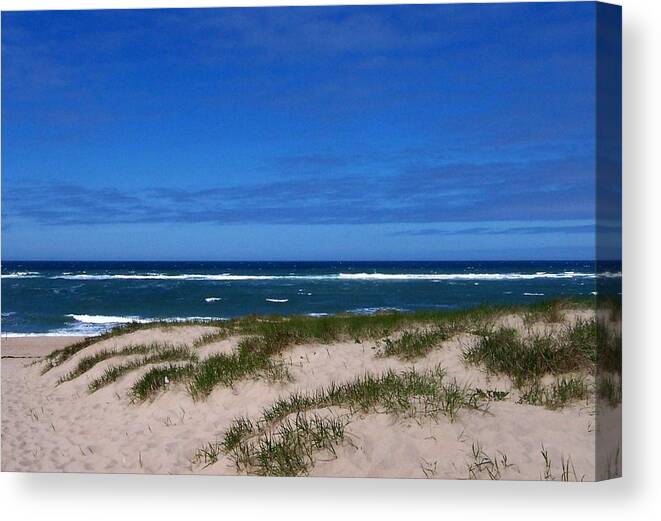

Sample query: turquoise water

[1,261,619,336]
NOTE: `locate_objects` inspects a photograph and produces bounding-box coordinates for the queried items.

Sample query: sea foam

[47,271,620,282]
[66,314,151,324]
[1,272,41,279]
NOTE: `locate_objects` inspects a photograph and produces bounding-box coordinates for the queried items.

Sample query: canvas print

[1,2,621,480]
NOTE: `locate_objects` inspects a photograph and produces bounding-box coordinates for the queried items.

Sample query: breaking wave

[47,271,621,282]
[66,314,152,324]
[1,272,41,279]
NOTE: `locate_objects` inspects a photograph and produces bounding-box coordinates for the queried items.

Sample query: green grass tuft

[464,319,597,387]
[191,328,230,348]
[87,346,197,392]
[522,299,569,326]
[56,343,178,384]
[518,377,589,409]
[195,413,346,476]
[377,324,456,360]
[129,363,195,402]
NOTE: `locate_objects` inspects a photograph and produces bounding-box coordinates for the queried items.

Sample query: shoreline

[1,336,81,358]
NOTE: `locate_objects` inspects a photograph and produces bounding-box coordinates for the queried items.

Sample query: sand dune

[1,310,620,480]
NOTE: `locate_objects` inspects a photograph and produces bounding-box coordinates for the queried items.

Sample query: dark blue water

[1,261,620,336]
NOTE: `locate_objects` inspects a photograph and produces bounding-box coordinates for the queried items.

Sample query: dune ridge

[1,302,621,480]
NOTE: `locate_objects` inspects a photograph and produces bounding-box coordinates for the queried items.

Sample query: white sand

[1,313,620,479]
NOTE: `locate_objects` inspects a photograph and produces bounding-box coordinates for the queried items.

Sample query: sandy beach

[1,307,621,480]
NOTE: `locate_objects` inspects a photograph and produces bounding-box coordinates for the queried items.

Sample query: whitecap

[1,271,41,279]
[348,307,405,315]
[66,314,151,324]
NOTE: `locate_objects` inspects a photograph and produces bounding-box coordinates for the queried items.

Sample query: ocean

[1,260,621,336]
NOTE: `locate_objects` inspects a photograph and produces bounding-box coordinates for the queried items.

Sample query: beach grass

[133,329,296,401]
[463,319,597,387]
[42,320,227,372]
[597,374,622,406]
[41,297,604,403]
[194,365,490,475]
[522,299,568,326]
[518,377,590,409]
[42,335,115,374]
[227,297,592,347]
[134,312,474,401]
[376,324,456,360]
[597,319,622,374]
[42,298,593,374]
[470,388,510,402]
[467,442,514,480]
[87,346,198,392]
[56,343,182,384]
[129,363,196,402]
[186,350,290,401]
[196,413,347,476]
[191,328,230,348]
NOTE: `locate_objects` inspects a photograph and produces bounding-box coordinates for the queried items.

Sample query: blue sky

[2,3,609,260]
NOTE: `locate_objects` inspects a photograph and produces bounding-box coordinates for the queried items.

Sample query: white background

[0,0,658,519]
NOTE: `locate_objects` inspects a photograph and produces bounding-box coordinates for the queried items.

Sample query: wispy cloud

[2,153,596,227]
[390,223,620,237]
